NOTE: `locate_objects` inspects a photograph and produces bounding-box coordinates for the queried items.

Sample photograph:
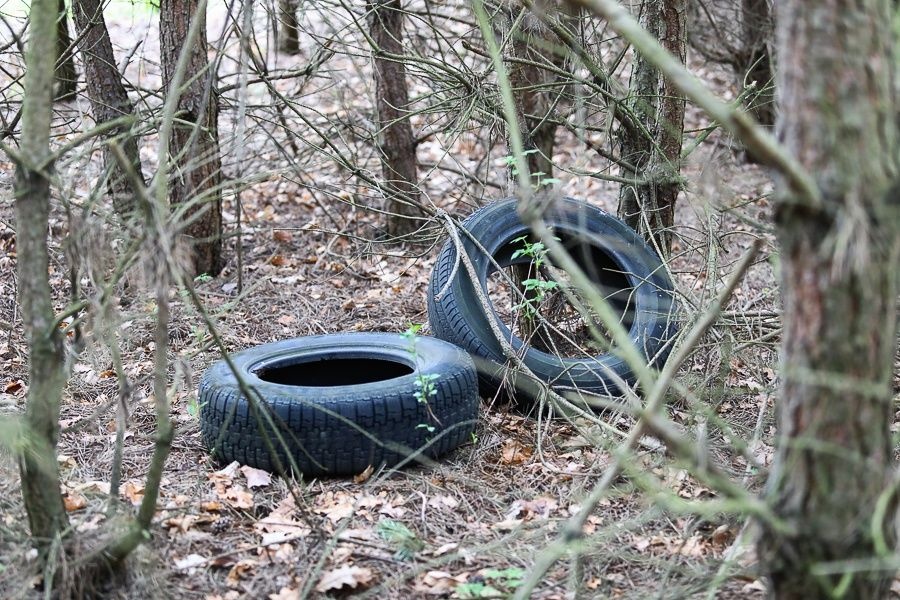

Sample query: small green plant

[456,567,525,598]
[510,235,550,269]
[510,236,559,319]
[401,322,423,347]
[414,372,439,404]
[402,324,441,432]
[186,394,201,417]
[376,518,424,560]
[502,150,560,189]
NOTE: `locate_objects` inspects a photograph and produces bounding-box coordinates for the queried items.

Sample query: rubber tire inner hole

[256,357,414,386]
[485,232,635,358]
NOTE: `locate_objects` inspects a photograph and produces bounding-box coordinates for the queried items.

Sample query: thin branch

[572,0,822,211]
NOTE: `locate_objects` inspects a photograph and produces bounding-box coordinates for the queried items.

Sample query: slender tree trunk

[758,1,899,597]
[72,0,145,216]
[160,0,224,275]
[494,2,574,186]
[55,0,78,100]
[507,30,557,182]
[15,0,70,549]
[367,0,422,239]
[740,0,774,126]
[617,0,686,257]
[277,0,300,55]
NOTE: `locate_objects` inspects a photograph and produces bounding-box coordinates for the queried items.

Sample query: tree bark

[367,0,422,239]
[72,0,146,217]
[277,0,300,55]
[55,0,78,100]
[494,1,574,187]
[617,0,686,257]
[740,0,774,127]
[160,0,224,275]
[15,0,70,549]
[758,1,899,597]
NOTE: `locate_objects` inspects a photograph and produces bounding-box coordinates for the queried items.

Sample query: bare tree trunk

[15,0,70,549]
[55,0,78,100]
[72,0,145,216]
[617,0,686,257]
[740,0,774,126]
[160,0,224,275]
[758,1,899,597]
[506,28,557,182]
[277,0,300,55]
[367,0,422,239]
[493,2,574,187]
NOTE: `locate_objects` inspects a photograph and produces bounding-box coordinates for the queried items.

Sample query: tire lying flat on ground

[428,197,677,400]
[199,333,479,476]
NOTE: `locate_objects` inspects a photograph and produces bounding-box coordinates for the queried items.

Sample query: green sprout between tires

[510,236,559,320]
[403,324,441,434]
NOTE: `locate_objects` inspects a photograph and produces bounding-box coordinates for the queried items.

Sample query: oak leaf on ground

[314,565,374,593]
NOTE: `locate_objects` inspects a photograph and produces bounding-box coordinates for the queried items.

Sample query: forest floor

[1,1,899,599]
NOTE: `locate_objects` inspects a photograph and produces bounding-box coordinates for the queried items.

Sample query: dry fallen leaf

[430,542,459,557]
[413,570,468,595]
[3,379,23,394]
[224,485,254,509]
[506,496,558,521]
[314,565,374,593]
[353,464,374,484]
[240,465,272,489]
[678,535,706,558]
[164,515,199,533]
[273,230,293,243]
[74,480,111,495]
[122,480,145,506]
[63,490,87,512]
[175,553,206,572]
[268,586,300,600]
[427,495,460,510]
[314,491,356,523]
[163,514,215,533]
[500,438,532,465]
[211,461,241,483]
[256,496,311,539]
[226,559,257,588]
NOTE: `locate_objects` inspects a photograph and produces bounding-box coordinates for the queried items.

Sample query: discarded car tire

[199,333,479,476]
[427,197,677,399]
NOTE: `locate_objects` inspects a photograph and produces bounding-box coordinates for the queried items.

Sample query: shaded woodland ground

[0,0,898,598]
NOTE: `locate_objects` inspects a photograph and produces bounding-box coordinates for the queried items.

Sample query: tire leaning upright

[427,197,677,401]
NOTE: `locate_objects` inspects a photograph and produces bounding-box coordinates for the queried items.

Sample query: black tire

[427,197,677,399]
[199,332,479,476]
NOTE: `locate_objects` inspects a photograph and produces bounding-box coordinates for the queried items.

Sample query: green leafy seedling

[376,518,424,561]
[414,373,440,403]
[455,582,503,599]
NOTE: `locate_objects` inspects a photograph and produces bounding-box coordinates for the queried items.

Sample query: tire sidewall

[429,197,677,392]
